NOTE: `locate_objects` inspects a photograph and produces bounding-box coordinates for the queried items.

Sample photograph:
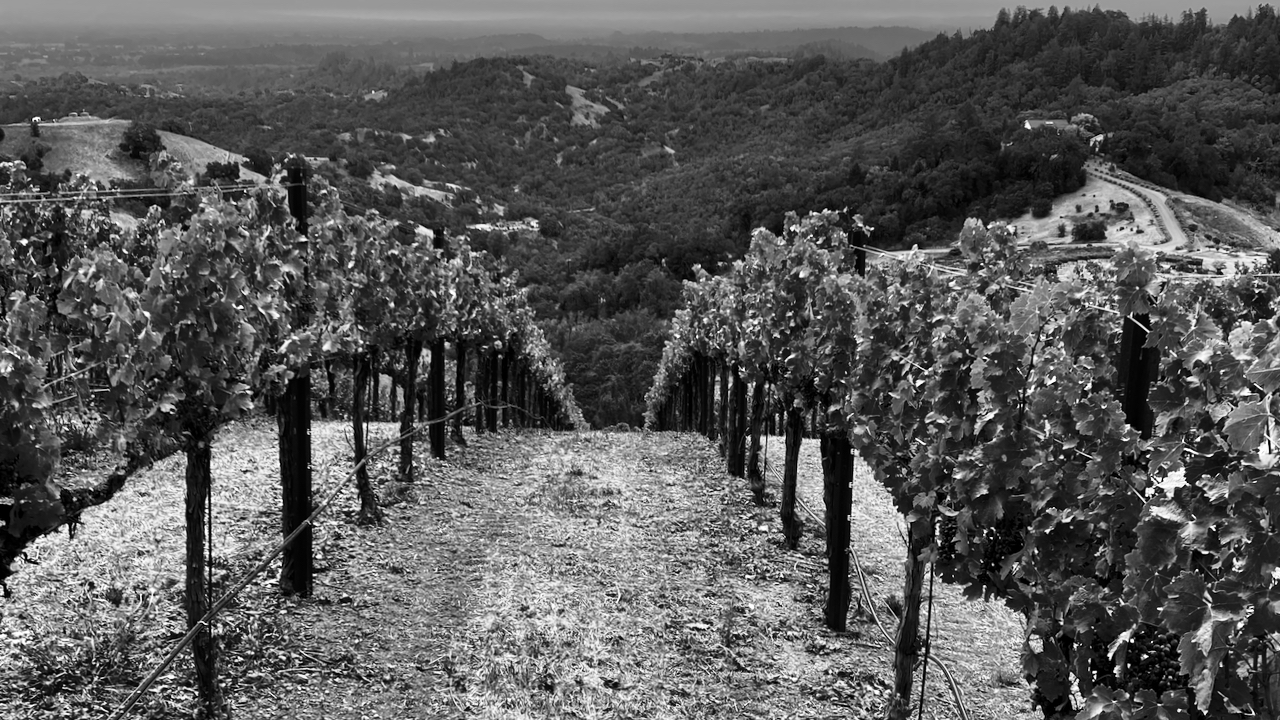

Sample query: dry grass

[2,424,1037,719]
[1004,172,1157,247]
[762,435,1039,720]
[0,120,145,183]
[155,131,268,184]
[1171,196,1280,252]
[0,120,267,185]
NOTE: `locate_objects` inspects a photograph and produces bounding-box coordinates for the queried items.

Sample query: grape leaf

[1077,686,1124,719]
[1222,402,1269,452]
[1245,362,1280,393]
[1160,571,1207,634]
[1180,615,1232,711]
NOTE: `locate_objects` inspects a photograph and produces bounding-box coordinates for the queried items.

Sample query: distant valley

[4,7,1280,426]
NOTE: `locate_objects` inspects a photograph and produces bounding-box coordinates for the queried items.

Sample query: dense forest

[4,5,1280,427]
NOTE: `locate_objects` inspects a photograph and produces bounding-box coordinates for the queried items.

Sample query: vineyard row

[646,210,1280,720]
[0,161,582,717]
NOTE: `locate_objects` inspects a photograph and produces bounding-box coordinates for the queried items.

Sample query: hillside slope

[0,118,266,184]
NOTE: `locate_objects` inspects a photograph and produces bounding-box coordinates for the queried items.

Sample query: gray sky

[3,0,1266,35]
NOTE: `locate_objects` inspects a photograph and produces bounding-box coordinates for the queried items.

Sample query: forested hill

[885,5,1280,201]
[3,7,1280,428]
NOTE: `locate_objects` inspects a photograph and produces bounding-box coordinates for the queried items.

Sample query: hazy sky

[3,0,1266,35]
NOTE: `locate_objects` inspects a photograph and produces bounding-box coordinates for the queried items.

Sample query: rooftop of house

[1023,119,1075,131]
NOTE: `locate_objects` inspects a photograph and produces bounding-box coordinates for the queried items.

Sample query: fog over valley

[0,0,1269,35]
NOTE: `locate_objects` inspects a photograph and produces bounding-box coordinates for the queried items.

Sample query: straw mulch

[1,421,1035,719]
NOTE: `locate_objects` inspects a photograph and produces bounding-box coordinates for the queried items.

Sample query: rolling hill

[0,117,267,185]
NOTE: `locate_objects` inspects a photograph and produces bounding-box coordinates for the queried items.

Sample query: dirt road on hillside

[1085,162,1189,250]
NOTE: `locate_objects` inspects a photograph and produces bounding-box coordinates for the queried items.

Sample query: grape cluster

[936,515,959,566]
[1123,628,1183,695]
[933,513,1025,577]
[979,514,1025,575]
[1244,634,1268,655]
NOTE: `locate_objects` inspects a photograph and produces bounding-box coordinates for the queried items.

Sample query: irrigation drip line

[107,400,561,720]
[791,492,971,720]
[917,562,936,720]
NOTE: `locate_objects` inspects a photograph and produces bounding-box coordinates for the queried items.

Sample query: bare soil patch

[1005,172,1157,248]
[1170,195,1280,252]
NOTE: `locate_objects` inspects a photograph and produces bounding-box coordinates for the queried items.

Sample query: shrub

[347,154,375,179]
[1032,197,1053,218]
[119,122,164,160]
[242,146,273,176]
[19,142,51,173]
[1071,219,1107,243]
[204,160,240,182]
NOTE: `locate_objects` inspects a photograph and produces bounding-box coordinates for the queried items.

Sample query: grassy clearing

[1005,171,1157,248]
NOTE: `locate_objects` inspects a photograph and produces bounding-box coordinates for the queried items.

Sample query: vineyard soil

[3,422,1034,719]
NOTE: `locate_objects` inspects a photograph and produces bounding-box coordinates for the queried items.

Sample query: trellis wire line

[917,562,936,720]
[108,400,495,720]
[0,182,263,200]
[0,184,266,205]
[791,492,972,720]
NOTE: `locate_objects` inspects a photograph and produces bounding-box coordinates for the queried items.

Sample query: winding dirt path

[1085,162,1189,250]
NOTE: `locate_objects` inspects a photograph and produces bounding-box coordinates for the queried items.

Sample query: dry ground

[1170,196,1280,253]
[1005,172,1158,248]
[0,120,267,184]
[0,422,1034,719]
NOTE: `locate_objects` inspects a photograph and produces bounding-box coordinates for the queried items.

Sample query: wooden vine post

[452,342,468,444]
[183,411,226,718]
[502,346,514,428]
[1119,312,1157,438]
[429,334,447,458]
[727,364,748,477]
[398,338,423,482]
[486,349,499,433]
[369,347,381,421]
[279,166,313,597]
[746,378,767,505]
[718,360,729,457]
[889,524,930,719]
[427,227,448,457]
[684,366,696,431]
[781,397,804,549]
[351,349,381,524]
[825,244,862,633]
[475,345,488,435]
[702,355,717,441]
[821,430,854,630]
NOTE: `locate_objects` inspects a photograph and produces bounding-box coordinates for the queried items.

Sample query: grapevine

[648,209,1280,718]
[0,161,583,585]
